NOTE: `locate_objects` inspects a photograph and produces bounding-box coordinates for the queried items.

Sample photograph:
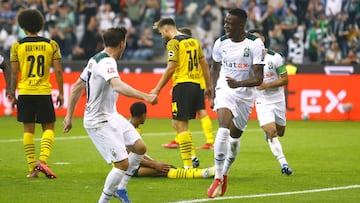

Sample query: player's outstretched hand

[146,94,158,105]
[154,162,171,175]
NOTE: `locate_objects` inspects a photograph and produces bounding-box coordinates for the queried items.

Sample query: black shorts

[172,82,205,121]
[17,95,56,123]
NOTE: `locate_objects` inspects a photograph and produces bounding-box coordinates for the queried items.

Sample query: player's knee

[265,128,278,138]
[133,139,147,155]
[114,159,129,171]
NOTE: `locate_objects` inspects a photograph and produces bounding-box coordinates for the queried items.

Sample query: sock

[23,132,36,172]
[118,152,144,189]
[178,131,194,168]
[214,128,229,179]
[167,167,211,179]
[267,137,287,166]
[167,168,199,178]
[39,129,54,163]
[223,136,241,175]
[98,167,125,203]
[200,115,214,144]
[201,166,215,178]
[189,133,196,157]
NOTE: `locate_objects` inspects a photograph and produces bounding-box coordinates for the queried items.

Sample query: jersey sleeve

[50,40,62,60]
[212,38,221,62]
[166,39,179,62]
[99,57,120,82]
[252,38,266,65]
[79,65,89,82]
[10,42,19,62]
[275,53,287,75]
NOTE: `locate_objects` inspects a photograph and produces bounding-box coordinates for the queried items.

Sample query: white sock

[214,128,229,179]
[223,136,241,175]
[267,137,287,166]
[117,152,144,189]
[98,167,125,203]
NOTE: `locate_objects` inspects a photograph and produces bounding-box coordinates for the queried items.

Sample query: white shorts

[214,90,254,131]
[255,100,286,127]
[85,114,141,164]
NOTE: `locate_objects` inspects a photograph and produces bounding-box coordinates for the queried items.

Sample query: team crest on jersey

[168,50,175,57]
[268,61,274,69]
[243,47,250,57]
[107,67,115,73]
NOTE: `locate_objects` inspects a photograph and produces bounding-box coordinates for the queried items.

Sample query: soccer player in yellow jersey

[9,9,64,179]
[129,102,214,179]
[151,18,211,169]
[162,27,214,150]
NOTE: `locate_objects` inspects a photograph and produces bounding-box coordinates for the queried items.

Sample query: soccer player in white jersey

[249,29,293,176]
[63,27,158,203]
[207,8,265,198]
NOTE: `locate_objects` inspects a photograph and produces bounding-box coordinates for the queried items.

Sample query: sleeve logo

[107,67,115,73]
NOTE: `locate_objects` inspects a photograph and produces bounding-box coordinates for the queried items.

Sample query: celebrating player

[249,29,293,176]
[207,8,265,198]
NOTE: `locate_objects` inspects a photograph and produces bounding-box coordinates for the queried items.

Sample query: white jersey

[80,52,120,128]
[212,34,265,104]
[255,50,287,104]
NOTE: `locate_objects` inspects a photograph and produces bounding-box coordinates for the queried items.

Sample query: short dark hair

[102,27,127,47]
[228,8,247,21]
[130,102,147,118]
[17,9,44,34]
[153,18,176,29]
[248,29,263,36]
[178,27,192,36]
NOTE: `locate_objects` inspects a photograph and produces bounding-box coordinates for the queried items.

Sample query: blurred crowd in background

[0,0,359,64]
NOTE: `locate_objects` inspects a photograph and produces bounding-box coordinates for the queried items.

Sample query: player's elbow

[254,76,263,86]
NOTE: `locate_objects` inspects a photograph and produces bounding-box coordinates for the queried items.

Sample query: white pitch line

[168,185,360,203]
[0,128,262,143]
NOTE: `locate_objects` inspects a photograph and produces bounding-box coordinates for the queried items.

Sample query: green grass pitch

[0,116,359,203]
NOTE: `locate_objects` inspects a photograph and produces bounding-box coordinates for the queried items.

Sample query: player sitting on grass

[129,102,215,178]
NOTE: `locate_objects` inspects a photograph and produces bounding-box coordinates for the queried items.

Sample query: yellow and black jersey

[166,35,205,86]
[135,127,142,135]
[10,36,62,95]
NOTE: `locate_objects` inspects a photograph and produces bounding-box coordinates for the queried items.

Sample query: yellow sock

[167,168,204,178]
[201,115,214,144]
[178,131,194,168]
[39,129,54,163]
[189,133,195,157]
[23,132,36,172]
